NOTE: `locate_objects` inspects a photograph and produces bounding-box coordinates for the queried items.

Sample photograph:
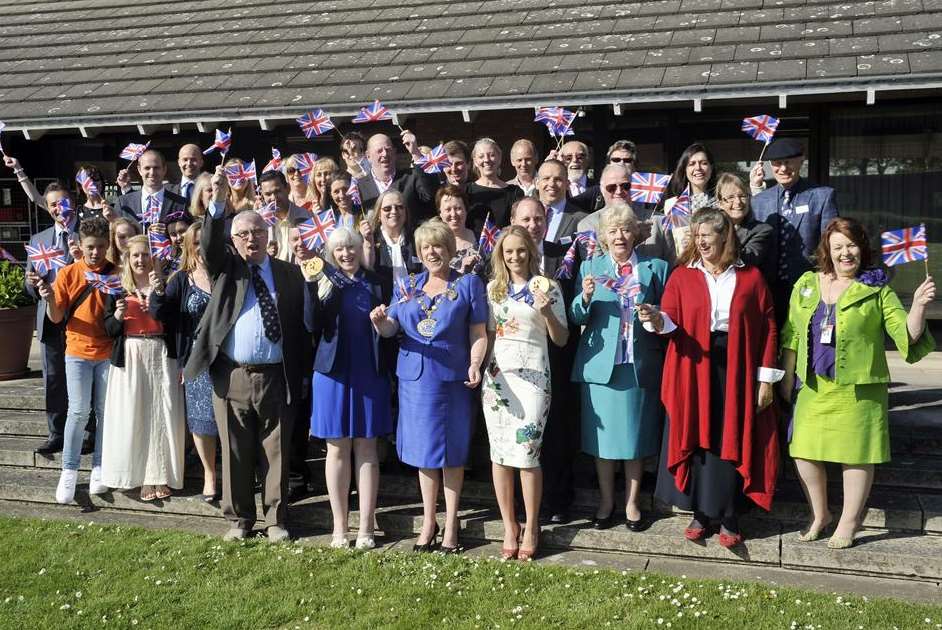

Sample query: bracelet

[13,168,24,175]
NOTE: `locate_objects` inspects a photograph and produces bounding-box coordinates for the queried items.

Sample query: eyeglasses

[609,156,635,164]
[285,168,300,176]
[718,194,749,204]
[604,183,631,194]
[233,228,267,240]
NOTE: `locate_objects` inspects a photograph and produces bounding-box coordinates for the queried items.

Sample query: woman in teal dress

[569,205,668,531]
[781,217,936,549]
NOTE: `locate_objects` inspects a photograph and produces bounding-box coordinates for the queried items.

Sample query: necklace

[415,273,458,337]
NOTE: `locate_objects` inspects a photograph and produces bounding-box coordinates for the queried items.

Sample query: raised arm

[202,166,231,277]
[3,156,46,209]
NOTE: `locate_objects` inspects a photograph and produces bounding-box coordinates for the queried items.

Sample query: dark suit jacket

[752,178,838,285]
[545,201,587,246]
[356,166,440,225]
[306,270,390,376]
[150,271,206,370]
[25,224,77,342]
[183,211,310,404]
[736,214,776,283]
[114,188,189,224]
[569,184,601,213]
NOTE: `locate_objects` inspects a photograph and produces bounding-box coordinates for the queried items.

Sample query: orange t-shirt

[52,259,114,361]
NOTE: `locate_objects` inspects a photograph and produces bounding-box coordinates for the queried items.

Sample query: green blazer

[781,271,936,385]
[569,253,669,386]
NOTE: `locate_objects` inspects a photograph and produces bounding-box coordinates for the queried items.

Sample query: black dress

[465,182,524,231]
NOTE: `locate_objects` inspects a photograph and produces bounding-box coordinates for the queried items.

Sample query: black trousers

[39,332,68,440]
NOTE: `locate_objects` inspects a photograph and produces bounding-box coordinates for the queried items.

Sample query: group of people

[4,125,935,557]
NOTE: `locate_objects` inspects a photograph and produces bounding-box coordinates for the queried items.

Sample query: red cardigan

[659,265,780,511]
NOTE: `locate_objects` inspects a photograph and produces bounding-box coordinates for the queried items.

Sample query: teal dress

[569,254,668,460]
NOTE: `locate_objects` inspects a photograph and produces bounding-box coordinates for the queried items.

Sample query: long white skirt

[100,337,185,489]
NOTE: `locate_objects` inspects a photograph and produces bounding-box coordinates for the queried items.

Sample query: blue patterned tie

[777,189,791,282]
[251,265,282,343]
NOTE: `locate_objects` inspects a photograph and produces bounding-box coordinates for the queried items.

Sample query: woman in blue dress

[150,222,219,502]
[307,227,392,550]
[370,219,488,553]
[570,205,668,531]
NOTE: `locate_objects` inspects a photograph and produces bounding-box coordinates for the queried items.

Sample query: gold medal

[300,256,324,279]
[528,275,550,294]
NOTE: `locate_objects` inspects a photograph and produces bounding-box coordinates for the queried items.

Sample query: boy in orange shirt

[37,216,116,504]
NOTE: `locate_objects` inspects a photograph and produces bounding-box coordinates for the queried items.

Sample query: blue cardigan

[569,254,668,386]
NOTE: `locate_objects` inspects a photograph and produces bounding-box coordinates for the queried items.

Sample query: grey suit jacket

[183,211,310,404]
[25,224,77,342]
[545,202,587,246]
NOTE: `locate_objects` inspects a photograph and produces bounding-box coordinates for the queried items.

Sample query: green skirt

[789,374,890,465]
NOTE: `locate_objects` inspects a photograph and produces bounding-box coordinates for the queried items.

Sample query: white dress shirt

[381,228,408,286]
[545,200,567,242]
[372,171,395,195]
[141,188,165,216]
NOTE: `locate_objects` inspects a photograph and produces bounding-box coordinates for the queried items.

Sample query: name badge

[819,324,833,345]
[560,236,573,245]
[795,204,810,215]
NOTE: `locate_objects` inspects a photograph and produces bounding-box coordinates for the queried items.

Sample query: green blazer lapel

[839,280,881,310]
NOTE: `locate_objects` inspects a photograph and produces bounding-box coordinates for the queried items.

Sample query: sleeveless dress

[183,285,217,436]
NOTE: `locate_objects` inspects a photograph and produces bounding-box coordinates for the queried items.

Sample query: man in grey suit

[537,159,586,247]
[184,167,309,542]
[114,149,189,225]
[751,138,839,323]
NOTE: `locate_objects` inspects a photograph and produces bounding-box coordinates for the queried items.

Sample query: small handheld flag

[292,152,318,183]
[75,169,99,198]
[297,109,335,138]
[119,141,150,163]
[535,107,577,146]
[416,143,452,174]
[258,202,278,227]
[203,128,232,157]
[881,224,928,269]
[630,172,671,205]
[595,273,642,306]
[224,160,257,188]
[263,148,283,173]
[352,100,393,124]
[297,210,337,251]
[148,231,173,260]
[477,213,501,257]
[347,179,361,207]
[85,271,123,296]
[56,198,74,225]
[553,231,599,280]
[25,243,67,276]
[741,115,780,144]
[663,186,692,230]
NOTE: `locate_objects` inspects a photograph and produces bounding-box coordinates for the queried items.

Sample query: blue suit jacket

[24,224,77,342]
[569,254,668,386]
[751,178,838,285]
[114,188,189,224]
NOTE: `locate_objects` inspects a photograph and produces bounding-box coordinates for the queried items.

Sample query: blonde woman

[311,157,340,213]
[150,223,218,502]
[187,173,215,219]
[224,158,256,212]
[285,154,317,210]
[467,138,523,228]
[101,235,186,501]
[483,225,568,560]
[107,217,141,265]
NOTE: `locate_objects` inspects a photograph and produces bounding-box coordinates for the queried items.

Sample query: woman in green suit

[570,204,669,531]
[780,217,936,549]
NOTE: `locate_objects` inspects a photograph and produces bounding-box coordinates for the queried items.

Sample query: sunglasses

[604,183,631,194]
[609,156,635,164]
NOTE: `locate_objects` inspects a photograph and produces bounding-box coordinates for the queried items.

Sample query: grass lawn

[1,517,940,630]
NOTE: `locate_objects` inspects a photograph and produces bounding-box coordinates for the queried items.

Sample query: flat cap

[764,137,804,160]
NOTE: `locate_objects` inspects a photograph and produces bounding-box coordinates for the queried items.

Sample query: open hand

[581,275,595,303]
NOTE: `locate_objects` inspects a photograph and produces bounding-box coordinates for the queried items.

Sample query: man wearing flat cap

[750,138,838,324]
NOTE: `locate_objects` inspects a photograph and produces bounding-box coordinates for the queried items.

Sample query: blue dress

[183,285,217,437]
[388,270,488,468]
[310,276,392,439]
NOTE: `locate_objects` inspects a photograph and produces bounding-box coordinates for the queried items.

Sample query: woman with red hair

[780,217,935,549]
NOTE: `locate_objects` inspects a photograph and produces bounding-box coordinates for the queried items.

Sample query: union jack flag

[347,179,361,207]
[56,198,74,225]
[292,152,318,183]
[535,107,576,138]
[741,114,780,143]
[263,148,283,173]
[663,186,692,230]
[25,242,67,276]
[202,128,232,156]
[396,276,415,303]
[416,143,452,174]
[85,271,124,296]
[595,273,642,305]
[477,213,501,257]
[352,100,393,124]
[142,194,161,224]
[554,239,581,280]
[225,160,257,188]
[258,202,278,227]
[119,141,150,162]
[881,224,928,267]
[297,210,336,251]
[630,172,671,205]
[297,109,335,138]
[577,230,599,259]
[75,169,99,198]
[148,231,173,260]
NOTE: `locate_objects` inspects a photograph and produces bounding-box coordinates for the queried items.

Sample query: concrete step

[0,378,44,412]
[2,465,940,582]
[0,412,48,438]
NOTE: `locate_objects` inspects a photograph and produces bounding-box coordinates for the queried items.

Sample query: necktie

[182,181,193,202]
[545,205,555,235]
[777,190,792,281]
[251,265,282,343]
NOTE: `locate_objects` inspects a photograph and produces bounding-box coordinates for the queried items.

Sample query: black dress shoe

[626,516,645,532]
[412,523,440,553]
[35,437,63,455]
[81,437,95,455]
[592,511,616,530]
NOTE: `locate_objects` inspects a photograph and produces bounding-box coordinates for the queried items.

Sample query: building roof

[1,0,941,132]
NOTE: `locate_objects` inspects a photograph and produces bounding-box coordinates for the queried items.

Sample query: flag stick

[926,256,931,279]
[554,108,582,152]
[757,139,770,163]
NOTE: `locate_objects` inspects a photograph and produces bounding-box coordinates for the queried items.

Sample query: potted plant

[0,261,37,380]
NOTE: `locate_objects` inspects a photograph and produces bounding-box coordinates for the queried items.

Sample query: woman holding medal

[483,226,568,560]
[370,220,489,553]
[780,217,935,549]
[641,208,780,548]
[308,227,392,550]
[570,205,668,532]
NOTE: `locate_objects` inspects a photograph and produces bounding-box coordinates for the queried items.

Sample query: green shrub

[0,262,33,309]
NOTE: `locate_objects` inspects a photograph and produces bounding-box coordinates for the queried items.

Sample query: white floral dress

[482,280,567,468]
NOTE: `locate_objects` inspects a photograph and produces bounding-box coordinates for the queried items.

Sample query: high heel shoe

[518,528,540,561]
[501,524,520,560]
[412,523,440,553]
[592,506,616,530]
